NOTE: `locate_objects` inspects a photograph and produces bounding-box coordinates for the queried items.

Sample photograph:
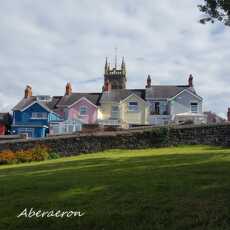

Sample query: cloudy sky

[0,0,229,117]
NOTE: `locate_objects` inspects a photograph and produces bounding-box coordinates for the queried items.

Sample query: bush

[0,145,58,165]
[0,150,16,164]
[15,150,33,163]
[15,145,50,163]
[31,145,49,161]
[48,152,60,159]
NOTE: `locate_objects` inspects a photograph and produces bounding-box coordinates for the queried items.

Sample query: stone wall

[0,124,230,156]
[169,124,230,146]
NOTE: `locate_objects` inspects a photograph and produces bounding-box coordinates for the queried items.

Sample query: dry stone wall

[0,124,230,156]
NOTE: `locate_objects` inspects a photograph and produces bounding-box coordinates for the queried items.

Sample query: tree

[198,0,230,26]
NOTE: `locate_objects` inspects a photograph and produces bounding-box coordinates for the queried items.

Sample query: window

[150,101,167,115]
[79,106,87,116]
[18,128,34,138]
[155,102,160,115]
[128,101,138,112]
[111,106,119,118]
[31,112,47,119]
[191,103,198,113]
[36,95,51,101]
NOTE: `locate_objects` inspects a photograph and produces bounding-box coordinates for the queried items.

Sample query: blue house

[12,86,63,138]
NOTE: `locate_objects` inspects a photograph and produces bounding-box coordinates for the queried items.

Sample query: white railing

[149,115,171,125]
[98,119,121,126]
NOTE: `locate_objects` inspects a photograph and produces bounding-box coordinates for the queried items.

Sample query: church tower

[103,56,127,90]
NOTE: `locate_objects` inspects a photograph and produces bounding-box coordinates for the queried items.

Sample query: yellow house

[98,89,149,128]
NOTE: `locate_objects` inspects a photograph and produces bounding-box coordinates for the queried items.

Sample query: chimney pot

[24,85,32,98]
[65,82,72,96]
[188,74,193,87]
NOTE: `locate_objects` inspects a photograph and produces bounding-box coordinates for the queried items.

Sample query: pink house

[67,97,98,124]
[56,83,101,124]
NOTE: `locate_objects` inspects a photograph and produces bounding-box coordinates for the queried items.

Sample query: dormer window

[36,95,52,102]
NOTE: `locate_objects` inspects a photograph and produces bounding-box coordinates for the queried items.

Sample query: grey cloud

[0,0,229,117]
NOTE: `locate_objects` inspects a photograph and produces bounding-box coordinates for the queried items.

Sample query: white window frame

[36,95,52,101]
[128,101,139,112]
[191,102,198,113]
[79,106,88,116]
[31,112,48,119]
[111,105,119,118]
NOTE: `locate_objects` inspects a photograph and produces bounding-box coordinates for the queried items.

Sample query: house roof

[146,85,196,99]
[57,93,102,107]
[100,89,145,103]
[12,96,62,112]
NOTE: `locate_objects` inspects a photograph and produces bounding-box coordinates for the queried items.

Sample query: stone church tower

[103,57,127,91]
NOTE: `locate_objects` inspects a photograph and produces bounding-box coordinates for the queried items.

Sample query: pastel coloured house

[56,83,101,124]
[145,74,205,125]
[12,86,63,138]
[99,83,149,128]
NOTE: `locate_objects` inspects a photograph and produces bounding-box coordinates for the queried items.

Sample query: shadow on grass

[1,146,230,230]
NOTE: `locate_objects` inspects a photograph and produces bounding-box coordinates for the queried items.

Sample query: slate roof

[57,93,102,107]
[12,96,62,112]
[145,85,196,99]
[100,89,145,103]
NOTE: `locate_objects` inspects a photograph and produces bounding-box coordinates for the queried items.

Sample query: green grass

[1,145,230,230]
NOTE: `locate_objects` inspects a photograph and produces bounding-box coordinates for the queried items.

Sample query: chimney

[104,80,111,92]
[24,85,32,98]
[146,75,151,88]
[188,74,193,87]
[65,82,72,96]
[228,108,230,122]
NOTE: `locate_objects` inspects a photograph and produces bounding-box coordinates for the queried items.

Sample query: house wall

[170,90,202,118]
[148,100,169,115]
[99,102,120,120]
[0,123,5,135]
[13,103,49,126]
[13,103,61,126]
[12,103,61,138]
[12,127,46,138]
[120,95,148,125]
[67,99,97,124]
[48,112,62,122]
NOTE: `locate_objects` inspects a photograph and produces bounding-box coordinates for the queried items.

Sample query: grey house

[145,75,205,125]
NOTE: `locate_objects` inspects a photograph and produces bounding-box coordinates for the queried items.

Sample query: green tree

[199,0,230,26]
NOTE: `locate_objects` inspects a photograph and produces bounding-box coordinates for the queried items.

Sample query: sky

[0,0,229,118]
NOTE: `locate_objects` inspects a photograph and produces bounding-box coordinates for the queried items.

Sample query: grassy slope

[1,146,230,230]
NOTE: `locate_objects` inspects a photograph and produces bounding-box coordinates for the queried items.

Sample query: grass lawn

[1,145,230,230]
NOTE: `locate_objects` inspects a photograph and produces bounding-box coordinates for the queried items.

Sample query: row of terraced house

[11,57,207,138]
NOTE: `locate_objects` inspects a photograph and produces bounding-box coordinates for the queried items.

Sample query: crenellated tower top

[103,56,127,91]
